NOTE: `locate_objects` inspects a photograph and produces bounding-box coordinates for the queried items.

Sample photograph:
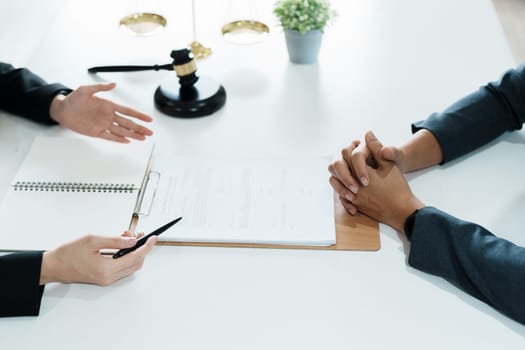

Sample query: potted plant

[273,0,336,64]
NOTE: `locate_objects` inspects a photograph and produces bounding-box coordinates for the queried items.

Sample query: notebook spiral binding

[13,181,135,193]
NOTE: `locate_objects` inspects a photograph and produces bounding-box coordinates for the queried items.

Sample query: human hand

[335,131,424,232]
[40,230,157,286]
[49,82,153,143]
[328,134,407,214]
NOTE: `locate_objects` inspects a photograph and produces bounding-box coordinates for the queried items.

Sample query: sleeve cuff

[403,208,421,240]
[0,251,46,317]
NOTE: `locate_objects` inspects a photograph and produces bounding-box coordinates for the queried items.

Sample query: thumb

[381,145,402,163]
[80,82,116,95]
[86,235,137,250]
[364,131,385,166]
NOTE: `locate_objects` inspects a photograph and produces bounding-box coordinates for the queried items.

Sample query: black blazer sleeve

[0,251,45,317]
[404,65,525,324]
[405,207,525,325]
[0,62,72,124]
[412,64,525,163]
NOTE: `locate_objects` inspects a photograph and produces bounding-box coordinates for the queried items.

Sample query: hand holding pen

[40,231,157,286]
[40,217,182,286]
[113,217,182,258]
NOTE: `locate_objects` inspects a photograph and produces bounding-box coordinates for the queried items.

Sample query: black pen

[113,217,182,259]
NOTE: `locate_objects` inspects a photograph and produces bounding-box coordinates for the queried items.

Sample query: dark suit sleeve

[405,207,525,325]
[0,62,72,124]
[412,64,525,163]
[0,251,45,317]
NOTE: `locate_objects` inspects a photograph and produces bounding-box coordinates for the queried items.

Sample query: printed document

[137,155,336,246]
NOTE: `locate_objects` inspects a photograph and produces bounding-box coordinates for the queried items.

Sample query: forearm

[406,207,525,325]
[412,64,525,163]
[0,62,71,124]
[399,129,443,172]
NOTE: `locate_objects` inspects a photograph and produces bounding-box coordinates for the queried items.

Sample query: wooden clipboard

[139,196,380,251]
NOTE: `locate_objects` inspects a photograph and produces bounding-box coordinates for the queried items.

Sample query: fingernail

[127,238,137,246]
[361,177,369,186]
[345,194,354,202]
[349,185,358,194]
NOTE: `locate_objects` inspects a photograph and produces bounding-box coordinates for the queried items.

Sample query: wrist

[399,142,421,173]
[40,250,62,285]
[49,93,67,124]
[402,129,443,172]
[393,196,425,233]
[40,251,52,285]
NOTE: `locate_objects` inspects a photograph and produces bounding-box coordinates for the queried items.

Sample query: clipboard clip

[134,170,160,217]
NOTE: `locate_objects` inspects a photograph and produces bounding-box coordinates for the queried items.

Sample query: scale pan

[119,13,167,36]
[221,20,269,45]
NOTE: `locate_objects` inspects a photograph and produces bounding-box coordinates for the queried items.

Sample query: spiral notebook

[0,136,154,251]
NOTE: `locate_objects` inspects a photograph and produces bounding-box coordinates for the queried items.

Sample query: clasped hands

[49,82,153,143]
[328,131,424,233]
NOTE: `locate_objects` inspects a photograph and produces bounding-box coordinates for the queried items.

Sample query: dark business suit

[407,64,525,324]
[0,62,70,317]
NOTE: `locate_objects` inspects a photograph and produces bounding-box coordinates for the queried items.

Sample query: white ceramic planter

[284,29,323,64]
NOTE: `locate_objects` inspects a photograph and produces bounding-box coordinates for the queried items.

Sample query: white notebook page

[0,136,153,251]
[13,136,153,186]
[0,190,137,251]
[137,155,336,246]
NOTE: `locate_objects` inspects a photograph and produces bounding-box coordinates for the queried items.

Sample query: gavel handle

[87,64,173,73]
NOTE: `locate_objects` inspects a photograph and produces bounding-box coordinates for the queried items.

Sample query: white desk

[1,0,525,347]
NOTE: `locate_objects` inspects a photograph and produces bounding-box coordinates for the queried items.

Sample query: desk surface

[1,0,525,347]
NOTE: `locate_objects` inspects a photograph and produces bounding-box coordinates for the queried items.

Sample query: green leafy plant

[273,0,336,34]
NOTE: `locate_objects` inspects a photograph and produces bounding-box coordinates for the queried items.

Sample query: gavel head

[170,49,199,89]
